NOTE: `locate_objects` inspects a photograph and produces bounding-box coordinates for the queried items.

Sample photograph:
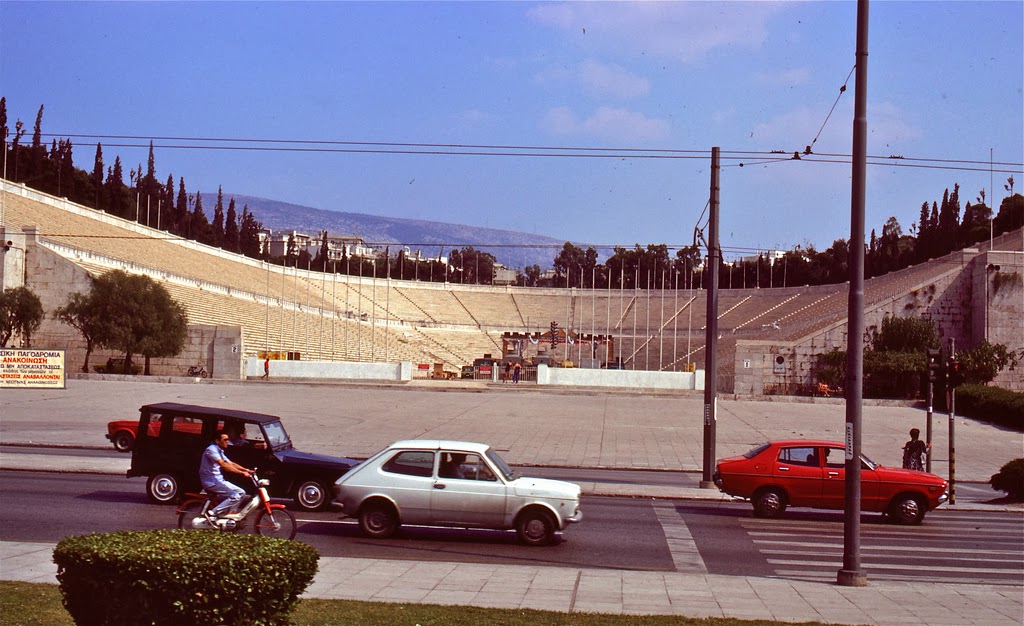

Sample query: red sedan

[714,440,948,524]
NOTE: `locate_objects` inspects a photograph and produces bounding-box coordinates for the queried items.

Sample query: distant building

[258,229,377,261]
[493,264,517,286]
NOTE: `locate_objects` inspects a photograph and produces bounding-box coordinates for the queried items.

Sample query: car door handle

[778,467,789,471]
[828,471,840,476]
[433,483,446,489]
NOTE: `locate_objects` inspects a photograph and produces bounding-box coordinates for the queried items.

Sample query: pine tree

[914,201,930,261]
[224,198,239,252]
[31,105,43,148]
[92,144,104,210]
[0,97,8,147]
[238,205,263,259]
[212,186,225,246]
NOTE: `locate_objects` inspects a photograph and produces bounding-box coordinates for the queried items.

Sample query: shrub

[53,530,318,626]
[949,384,1024,431]
[989,458,1024,501]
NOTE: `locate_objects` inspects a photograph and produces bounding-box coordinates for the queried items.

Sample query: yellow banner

[0,349,66,389]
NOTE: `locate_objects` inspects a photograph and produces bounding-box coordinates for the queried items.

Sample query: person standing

[262,356,270,379]
[200,431,253,518]
[902,428,929,471]
[512,361,522,384]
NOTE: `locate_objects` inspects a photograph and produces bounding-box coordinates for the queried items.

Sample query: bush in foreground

[989,458,1024,501]
[53,530,318,626]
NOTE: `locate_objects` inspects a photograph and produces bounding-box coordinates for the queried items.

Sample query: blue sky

[2,1,1021,261]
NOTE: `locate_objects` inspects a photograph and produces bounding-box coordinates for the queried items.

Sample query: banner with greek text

[0,349,66,389]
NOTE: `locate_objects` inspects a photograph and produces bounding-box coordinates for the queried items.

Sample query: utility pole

[838,0,869,588]
[700,146,720,488]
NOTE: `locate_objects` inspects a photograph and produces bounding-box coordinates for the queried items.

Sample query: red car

[714,440,948,525]
[106,415,201,452]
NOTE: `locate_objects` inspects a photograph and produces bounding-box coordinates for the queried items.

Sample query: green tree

[191,191,210,243]
[0,286,45,347]
[174,177,189,236]
[53,291,107,372]
[212,187,225,246]
[91,144,104,210]
[993,193,1023,234]
[90,271,188,374]
[957,340,1018,385]
[870,314,939,353]
[224,198,239,253]
[238,205,263,259]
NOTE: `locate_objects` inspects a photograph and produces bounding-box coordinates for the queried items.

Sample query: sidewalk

[2,539,1021,625]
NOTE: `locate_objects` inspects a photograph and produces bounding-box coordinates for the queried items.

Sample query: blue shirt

[199,443,229,488]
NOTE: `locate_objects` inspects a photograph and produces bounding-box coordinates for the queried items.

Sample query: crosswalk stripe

[765,558,1020,575]
[771,570,1024,586]
[757,548,1024,564]
[753,542,1022,557]
[652,502,707,574]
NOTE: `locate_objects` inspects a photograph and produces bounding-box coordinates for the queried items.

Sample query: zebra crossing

[741,511,1024,586]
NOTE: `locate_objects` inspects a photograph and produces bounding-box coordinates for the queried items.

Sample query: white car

[333,440,582,546]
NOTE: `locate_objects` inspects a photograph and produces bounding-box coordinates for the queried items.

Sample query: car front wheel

[752,487,787,518]
[146,473,181,504]
[516,509,556,546]
[111,431,135,453]
[889,494,926,525]
[359,501,399,539]
[294,479,331,511]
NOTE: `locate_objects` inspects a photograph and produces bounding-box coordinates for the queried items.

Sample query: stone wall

[22,235,243,379]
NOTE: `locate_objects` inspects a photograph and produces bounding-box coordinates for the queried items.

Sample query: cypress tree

[175,177,189,236]
[224,198,239,252]
[92,144,104,210]
[191,191,211,243]
[212,186,225,246]
[107,156,126,218]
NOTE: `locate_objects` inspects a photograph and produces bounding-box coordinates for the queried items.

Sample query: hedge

[53,530,318,626]
[945,384,1024,431]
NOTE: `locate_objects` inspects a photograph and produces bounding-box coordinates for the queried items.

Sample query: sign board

[0,349,66,389]
[773,355,786,373]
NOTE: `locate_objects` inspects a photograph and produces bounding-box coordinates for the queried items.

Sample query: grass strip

[1,580,825,626]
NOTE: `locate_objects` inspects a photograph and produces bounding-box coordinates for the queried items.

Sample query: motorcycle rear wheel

[254,508,297,540]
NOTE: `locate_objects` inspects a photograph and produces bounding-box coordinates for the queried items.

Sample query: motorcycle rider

[199,431,253,521]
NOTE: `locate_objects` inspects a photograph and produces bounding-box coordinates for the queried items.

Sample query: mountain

[200,193,568,270]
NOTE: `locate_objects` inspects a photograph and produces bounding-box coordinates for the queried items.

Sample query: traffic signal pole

[948,337,956,504]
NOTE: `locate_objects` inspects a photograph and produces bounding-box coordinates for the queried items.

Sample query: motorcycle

[175,473,297,540]
[187,365,208,378]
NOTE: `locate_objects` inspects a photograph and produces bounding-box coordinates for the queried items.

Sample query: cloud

[541,106,670,142]
[529,2,784,63]
[580,60,651,99]
[752,100,920,153]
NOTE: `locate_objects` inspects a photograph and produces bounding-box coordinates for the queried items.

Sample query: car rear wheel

[146,473,181,504]
[889,494,926,525]
[294,479,330,511]
[359,501,399,539]
[111,431,135,453]
[752,487,787,518]
[516,509,556,546]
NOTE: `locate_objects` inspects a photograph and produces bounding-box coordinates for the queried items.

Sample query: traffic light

[926,348,942,384]
[948,357,965,388]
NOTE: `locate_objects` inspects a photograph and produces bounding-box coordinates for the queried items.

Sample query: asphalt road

[4,470,1020,585]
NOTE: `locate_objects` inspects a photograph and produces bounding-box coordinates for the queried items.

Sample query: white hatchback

[333,440,582,546]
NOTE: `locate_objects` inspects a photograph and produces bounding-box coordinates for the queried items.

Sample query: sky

[2,1,1022,262]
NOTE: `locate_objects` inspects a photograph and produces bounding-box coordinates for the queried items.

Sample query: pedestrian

[262,356,270,379]
[503,361,512,384]
[902,428,929,471]
[512,361,522,384]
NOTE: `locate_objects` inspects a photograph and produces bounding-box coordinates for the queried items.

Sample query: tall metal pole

[838,0,870,588]
[700,146,720,488]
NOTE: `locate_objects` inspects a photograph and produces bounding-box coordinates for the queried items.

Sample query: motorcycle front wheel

[177,501,208,530]
[254,508,297,540]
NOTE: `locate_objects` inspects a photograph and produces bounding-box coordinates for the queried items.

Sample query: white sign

[743,359,751,369]
[845,422,854,460]
[0,349,66,389]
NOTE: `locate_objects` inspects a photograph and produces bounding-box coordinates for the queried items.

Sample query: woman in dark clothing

[902,428,929,471]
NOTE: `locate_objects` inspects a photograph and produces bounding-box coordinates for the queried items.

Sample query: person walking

[902,428,929,471]
[512,361,522,384]
[262,356,270,379]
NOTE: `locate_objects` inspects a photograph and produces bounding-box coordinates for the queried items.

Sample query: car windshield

[859,453,877,470]
[262,420,292,450]
[484,447,516,481]
[744,442,771,459]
